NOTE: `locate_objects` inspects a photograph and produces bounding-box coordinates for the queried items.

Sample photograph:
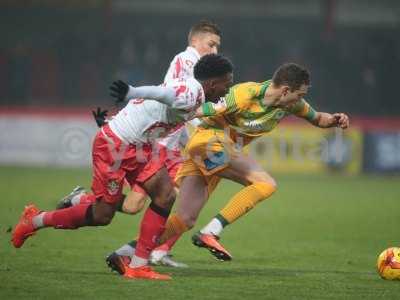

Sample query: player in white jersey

[56,21,222,268]
[123,20,221,218]
[108,21,221,268]
[108,77,204,144]
[11,53,234,281]
[126,20,220,212]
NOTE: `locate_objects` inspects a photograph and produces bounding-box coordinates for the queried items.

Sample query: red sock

[156,234,182,252]
[78,194,96,205]
[135,206,168,259]
[43,203,91,229]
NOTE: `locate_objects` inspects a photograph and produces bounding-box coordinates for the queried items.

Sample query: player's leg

[11,128,124,248]
[123,167,175,280]
[162,127,276,259]
[193,153,276,259]
[122,185,148,214]
[149,157,188,267]
[153,129,224,250]
[106,160,186,272]
[154,171,233,261]
[12,194,119,248]
[56,184,147,215]
[105,187,149,274]
[55,186,88,209]
[154,174,209,244]
[204,153,276,232]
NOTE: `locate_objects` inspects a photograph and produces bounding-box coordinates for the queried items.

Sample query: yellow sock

[219,182,276,224]
[158,213,189,244]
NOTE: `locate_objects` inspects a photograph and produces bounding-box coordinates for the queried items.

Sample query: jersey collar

[259,80,271,100]
[187,46,201,60]
[257,80,272,110]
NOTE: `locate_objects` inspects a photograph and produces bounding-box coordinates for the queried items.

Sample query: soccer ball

[377,247,400,280]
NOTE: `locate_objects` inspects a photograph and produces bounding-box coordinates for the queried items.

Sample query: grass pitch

[1,166,400,299]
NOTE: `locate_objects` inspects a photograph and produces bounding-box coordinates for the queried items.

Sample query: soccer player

[57,20,222,268]
[11,53,234,280]
[155,63,349,261]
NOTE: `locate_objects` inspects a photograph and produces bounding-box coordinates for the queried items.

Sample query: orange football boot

[106,252,131,275]
[192,232,232,261]
[123,265,171,280]
[11,204,40,248]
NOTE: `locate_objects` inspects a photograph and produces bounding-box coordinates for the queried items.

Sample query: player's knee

[93,214,114,226]
[262,177,277,191]
[122,205,141,215]
[249,173,277,191]
[98,215,113,226]
[249,181,277,206]
[122,199,145,215]
[92,208,115,226]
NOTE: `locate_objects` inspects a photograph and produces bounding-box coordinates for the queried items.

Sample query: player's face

[279,84,309,108]
[204,72,234,102]
[193,33,221,56]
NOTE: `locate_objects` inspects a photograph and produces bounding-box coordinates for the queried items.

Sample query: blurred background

[2,3,400,298]
[0,0,400,174]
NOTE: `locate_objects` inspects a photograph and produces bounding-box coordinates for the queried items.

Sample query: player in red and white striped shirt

[57,21,222,269]
[12,53,233,280]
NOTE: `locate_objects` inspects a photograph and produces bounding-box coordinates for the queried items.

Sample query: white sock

[115,244,135,257]
[200,218,223,236]
[32,212,46,229]
[129,255,148,268]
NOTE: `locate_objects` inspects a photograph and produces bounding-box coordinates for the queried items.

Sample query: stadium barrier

[0,108,399,174]
[0,108,96,167]
[251,124,363,174]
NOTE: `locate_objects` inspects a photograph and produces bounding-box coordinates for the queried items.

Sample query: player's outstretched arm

[291,100,349,129]
[109,80,175,105]
[310,112,349,129]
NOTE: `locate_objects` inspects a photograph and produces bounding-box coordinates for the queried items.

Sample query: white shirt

[108,77,204,144]
[159,47,201,150]
[164,47,201,83]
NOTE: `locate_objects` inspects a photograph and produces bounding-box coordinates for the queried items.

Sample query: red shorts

[131,147,182,195]
[91,124,165,204]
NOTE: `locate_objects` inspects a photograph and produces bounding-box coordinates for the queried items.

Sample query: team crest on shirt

[107,180,119,195]
[203,151,227,170]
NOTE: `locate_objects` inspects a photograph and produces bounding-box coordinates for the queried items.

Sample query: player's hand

[92,107,108,128]
[110,80,129,104]
[333,113,349,129]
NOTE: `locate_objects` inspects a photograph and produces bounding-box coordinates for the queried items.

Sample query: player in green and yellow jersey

[158,62,349,261]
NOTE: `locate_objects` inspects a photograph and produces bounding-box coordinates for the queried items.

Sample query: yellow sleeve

[289,99,317,121]
[201,82,263,116]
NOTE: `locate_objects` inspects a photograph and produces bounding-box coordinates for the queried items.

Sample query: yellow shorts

[175,128,240,195]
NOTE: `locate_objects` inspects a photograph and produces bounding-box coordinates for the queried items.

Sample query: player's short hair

[272,63,310,91]
[194,54,233,81]
[188,20,221,43]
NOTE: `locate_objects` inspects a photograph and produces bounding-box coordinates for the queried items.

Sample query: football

[377,247,400,280]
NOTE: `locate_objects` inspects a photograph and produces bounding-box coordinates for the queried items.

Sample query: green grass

[1,166,400,299]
